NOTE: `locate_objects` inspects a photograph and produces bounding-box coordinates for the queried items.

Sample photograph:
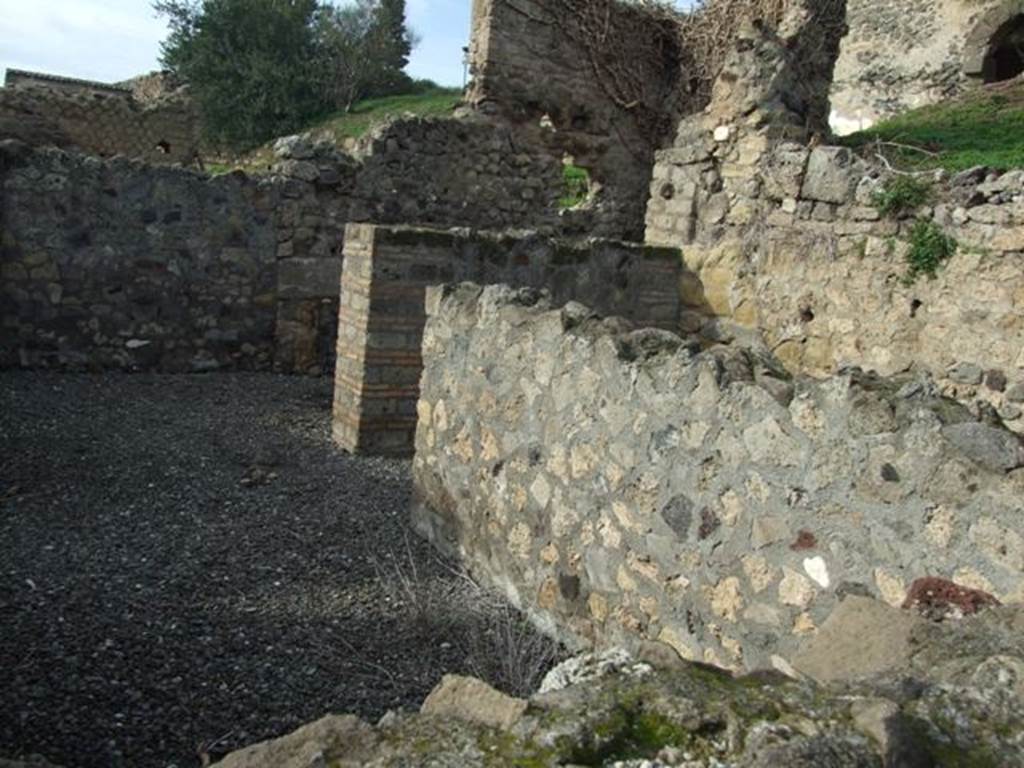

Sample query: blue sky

[0,0,473,87]
[0,1,689,88]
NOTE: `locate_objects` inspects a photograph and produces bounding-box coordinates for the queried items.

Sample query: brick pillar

[332,222,681,456]
[332,223,456,455]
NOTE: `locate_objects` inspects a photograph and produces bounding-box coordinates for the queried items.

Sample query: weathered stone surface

[792,596,921,683]
[830,0,1008,134]
[0,75,198,165]
[948,361,984,385]
[412,285,1024,671]
[941,422,1024,472]
[643,20,1024,437]
[214,639,1024,767]
[332,225,679,455]
[273,134,315,160]
[902,576,1001,620]
[420,675,528,730]
[213,715,378,768]
[2,111,571,375]
[801,147,860,204]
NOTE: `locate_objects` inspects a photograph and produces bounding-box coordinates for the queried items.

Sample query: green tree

[370,0,415,96]
[313,0,419,111]
[154,0,327,149]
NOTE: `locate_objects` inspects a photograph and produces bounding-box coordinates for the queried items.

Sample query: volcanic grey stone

[941,422,1024,472]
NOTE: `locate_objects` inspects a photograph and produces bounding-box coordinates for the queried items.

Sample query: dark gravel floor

[0,372,533,768]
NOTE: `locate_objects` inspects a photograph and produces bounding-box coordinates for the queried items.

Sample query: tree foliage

[154,0,418,149]
[314,0,418,113]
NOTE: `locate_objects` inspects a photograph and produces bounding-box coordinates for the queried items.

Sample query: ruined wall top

[3,68,132,99]
[831,0,1024,134]
[0,71,200,166]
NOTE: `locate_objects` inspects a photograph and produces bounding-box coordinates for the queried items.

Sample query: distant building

[830,0,1024,135]
[0,68,200,166]
[4,68,133,99]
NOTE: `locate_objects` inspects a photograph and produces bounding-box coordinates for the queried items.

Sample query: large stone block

[800,147,860,204]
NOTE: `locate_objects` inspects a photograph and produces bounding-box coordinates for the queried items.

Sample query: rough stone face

[643,20,1024,435]
[829,0,1018,134]
[0,76,199,165]
[467,0,689,240]
[791,596,921,683]
[213,715,377,768]
[801,147,861,204]
[420,675,528,730]
[0,111,569,375]
[332,224,680,455]
[212,634,1024,767]
[940,422,1024,472]
[795,596,1024,689]
[412,284,1024,671]
[902,576,1001,620]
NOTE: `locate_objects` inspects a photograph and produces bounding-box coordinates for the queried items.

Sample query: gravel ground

[0,372,557,768]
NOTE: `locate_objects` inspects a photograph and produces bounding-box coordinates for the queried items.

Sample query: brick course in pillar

[332,222,682,455]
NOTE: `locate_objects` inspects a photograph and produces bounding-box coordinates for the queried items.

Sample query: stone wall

[0,104,578,376]
[0,142,279,371]
[5,69,131,98]
[412,282,1024,672]
[645,20,1024,433]
[332,224,680,455]
[830,0,1022,134]
[350,115,563,232]
[467,0,686,240]
[0,81,200,166]
[0,141,354,373]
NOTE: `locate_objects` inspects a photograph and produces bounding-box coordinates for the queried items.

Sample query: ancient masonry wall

[351,116,563,232]
[0,112,567,374]
[412,282,1024,671]
[467,0,685,240]
[830,0,1022,134]
[645,137,1024,432]
[0,143,281,371]
[643,16,1024,433]
[0,82,200,166]
[332,224,680,455]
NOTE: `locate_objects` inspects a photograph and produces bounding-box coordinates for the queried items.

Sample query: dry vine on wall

[530,0,688,148]
[507,0,846,147]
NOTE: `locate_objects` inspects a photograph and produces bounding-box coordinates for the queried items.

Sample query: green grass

[560,164,591,209]
[842,81,1024,172]
[872,176,932,217]
[210,87,462,174]
[904,220,958,284]
[308,87,463,143]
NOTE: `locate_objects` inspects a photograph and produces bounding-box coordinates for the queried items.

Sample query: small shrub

[561,164,591,209]
[371,540,566,697]
[872,176,932,217]
[904,220,957,284]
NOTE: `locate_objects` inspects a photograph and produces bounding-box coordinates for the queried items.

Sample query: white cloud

[0,0,167,83]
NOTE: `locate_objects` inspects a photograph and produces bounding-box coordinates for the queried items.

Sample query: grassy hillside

[306,87,463,144]
[842,80,1024,172]
[209,87,462,174]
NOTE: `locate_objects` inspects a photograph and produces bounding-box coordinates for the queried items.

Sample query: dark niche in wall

[983,14,1024,83]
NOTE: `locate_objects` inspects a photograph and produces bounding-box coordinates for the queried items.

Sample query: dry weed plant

[371,537,566,698]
